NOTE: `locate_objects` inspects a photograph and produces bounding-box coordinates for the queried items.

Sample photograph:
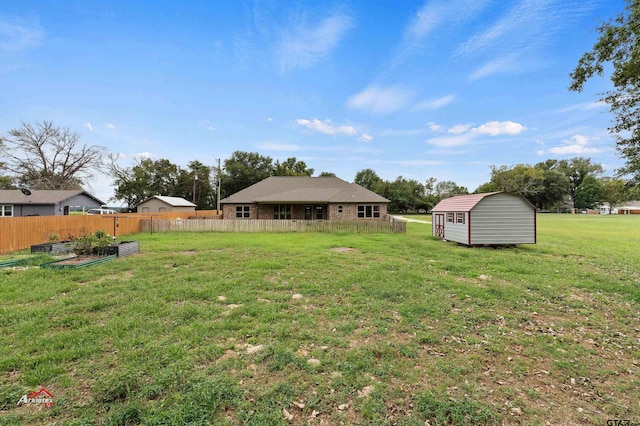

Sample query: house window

[1,205,13,217]
[236,205,250,218]
[315,205,324,220]
[446,212,454,223]
[338,205,343,213]
[456,212,465,224]
[357,205,381,218]
[273,204,291,219]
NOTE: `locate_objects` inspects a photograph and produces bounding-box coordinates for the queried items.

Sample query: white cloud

[358,133,373,143]
[347,85,412,114]
[426,120,526,147]
[0,19,43,51]
[472,121,526,136]
[448,124,472,134]
[106,123,115,129]
[427,133,475,147]
[468,55,518,80]
[208,126,216,131]
[548,135,601,155]
[296,118,357,136]
[555,101,607,114]
[414,94,456,110]
[427,122,445,132]
[85,122,94,132]
[277,11,353,72]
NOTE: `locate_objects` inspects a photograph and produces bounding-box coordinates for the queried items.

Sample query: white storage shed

[431,192,536,246]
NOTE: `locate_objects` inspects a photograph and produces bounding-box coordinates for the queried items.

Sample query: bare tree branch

[0,120,105,190]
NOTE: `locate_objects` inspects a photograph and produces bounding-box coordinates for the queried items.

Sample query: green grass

[1,214,639,425]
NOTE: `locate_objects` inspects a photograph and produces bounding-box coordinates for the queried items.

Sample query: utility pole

[216,158,221,212]
[192,172,198,203]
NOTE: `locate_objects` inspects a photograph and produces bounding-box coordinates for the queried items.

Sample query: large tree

[387,176,427,212]
[0,121,105,189]
[273,157,314,176]
[222,151,274,198]
[110,157,182,211]
[552,157,604,202]
[354,168,383,192]
[488,164,545,200]
[569,0,640,183]
[434,180,468,200]
[574,175,602,210]
[599,177,631,213]
[180,160,216,210]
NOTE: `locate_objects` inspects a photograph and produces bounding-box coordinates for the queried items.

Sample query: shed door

[434,214,445,238]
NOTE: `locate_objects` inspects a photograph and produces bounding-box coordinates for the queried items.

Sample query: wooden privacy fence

[141,218,406,234]
[0,211,219,254]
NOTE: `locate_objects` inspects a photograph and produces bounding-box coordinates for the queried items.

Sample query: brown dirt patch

[331,247,357,253]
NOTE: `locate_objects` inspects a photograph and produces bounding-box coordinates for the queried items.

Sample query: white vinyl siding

[469,195,535,245]
[442,212,467,243]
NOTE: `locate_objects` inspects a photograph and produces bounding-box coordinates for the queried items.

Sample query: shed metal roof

[138,195,197,207]
[221,176,390,204]
[431,192,505,212]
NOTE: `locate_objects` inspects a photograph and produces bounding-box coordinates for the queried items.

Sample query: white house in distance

[431,192,536,246]
[136,195,196,213]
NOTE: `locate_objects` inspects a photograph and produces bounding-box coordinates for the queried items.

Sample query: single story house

[598,201,640,215]
[136,195,197,213]
[220,176,390,221]
[431,192,536,246]
[616,201,640,215]
[0,190,105,217]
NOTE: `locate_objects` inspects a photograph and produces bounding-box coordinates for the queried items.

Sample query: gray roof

[221,176,390,204]
[0,190,105,205]
[139,195,197,207]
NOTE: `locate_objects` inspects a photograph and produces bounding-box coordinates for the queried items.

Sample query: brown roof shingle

[221,176,389,204]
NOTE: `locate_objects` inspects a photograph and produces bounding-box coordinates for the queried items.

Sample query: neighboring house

[136,195,197,213]
[597,203,618,215]
[431,192,536,246]
[0,190,105,217]
[617,201,640,215]
[601,200,640,215]
[220,176,390,221]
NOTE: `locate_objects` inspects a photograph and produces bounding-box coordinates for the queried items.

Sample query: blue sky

[0,0,624,203]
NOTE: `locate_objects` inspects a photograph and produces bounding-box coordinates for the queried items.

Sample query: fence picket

[0,211,220,254]
[139,219,406,234]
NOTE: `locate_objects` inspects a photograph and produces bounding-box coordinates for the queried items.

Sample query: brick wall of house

[224,203,387,220]
[328,203,388,221]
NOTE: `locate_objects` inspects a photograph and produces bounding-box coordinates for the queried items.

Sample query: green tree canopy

[110,157,182,211]
[599,177,631,213]
[222,151,274,198]
[574,175,602,210]
[273,157,314,176]
[569,0,640,183]
[354,168,383,192]
[488,164,545,200]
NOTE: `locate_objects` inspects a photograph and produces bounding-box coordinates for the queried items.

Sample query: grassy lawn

[1,215,639,425]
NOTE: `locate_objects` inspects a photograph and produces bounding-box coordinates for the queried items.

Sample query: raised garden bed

[93,241,140,257]
[0,259,28,268]
[40,255,117,269]
[31,241,76,255]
